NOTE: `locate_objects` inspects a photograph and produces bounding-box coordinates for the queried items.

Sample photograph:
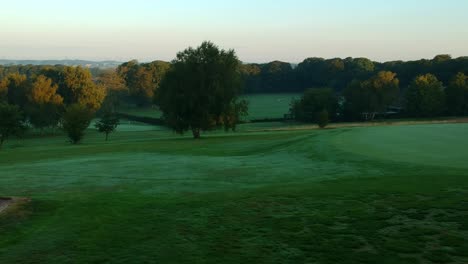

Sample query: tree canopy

[0,103,26,148]
[291,88,338,123]
[405,74,445,117]
[156,41,248,138]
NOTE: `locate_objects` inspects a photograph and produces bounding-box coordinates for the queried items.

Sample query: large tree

[117,60,170,106]
[405,74,445,117]
[1,74,30,108]
[445,72,468,116]
[26,75,64,131]
[62,66,107,111]
[156,41,248,139]
[96,69,127,112]
[344,71,399,120]
[0,103,26,149]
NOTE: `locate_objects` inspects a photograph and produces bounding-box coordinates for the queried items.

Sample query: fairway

[1,123,468,263]
[118,93,300,121]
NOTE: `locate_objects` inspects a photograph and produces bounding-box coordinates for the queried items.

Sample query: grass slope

[0,124,467,263]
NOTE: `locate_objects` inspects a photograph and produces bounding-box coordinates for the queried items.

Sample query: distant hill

[0,59,122,68]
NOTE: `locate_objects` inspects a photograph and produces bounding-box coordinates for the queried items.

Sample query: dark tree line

[291,71,468,125]
[241,55,468,94]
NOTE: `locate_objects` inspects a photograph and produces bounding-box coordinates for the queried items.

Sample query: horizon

[0,54,467,65]
[1,0,468,63]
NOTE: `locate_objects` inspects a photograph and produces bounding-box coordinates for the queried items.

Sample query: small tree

[62,104,93,144]
[95,113,120,141]
[291,88,338,123]
[0,103,26,149]
[317,109,329,128]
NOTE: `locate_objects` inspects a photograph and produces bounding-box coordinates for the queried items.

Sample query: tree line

[0,42,247,143]
[0,65,122,146]
[1,45,467,144]
[291,71,468,126]
[241,55,468,93]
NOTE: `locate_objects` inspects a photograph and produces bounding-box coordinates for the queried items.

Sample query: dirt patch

[0,197,29,215]
[0,197,13,214]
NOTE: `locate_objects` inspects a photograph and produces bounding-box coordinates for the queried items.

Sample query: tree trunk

[192,128,201,139]
[105,133,109,141]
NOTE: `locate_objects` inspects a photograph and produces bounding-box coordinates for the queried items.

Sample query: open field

[1,122,468,263]
[240,93,300,120]
[117,93,300,121]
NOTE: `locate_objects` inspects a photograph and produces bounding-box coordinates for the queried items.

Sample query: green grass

[118,93,300,121]
[241,93,300,120]
[0,123,467,263]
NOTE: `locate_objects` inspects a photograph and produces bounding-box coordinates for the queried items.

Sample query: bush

[317,109,329,128]
[62,104,93,144]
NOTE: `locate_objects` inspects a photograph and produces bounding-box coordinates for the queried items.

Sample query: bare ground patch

[0,197,29,215]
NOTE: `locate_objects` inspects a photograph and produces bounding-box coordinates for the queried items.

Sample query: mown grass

[117,93,300,121]
[0,123,467,263]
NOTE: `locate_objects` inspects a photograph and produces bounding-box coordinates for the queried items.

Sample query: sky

[1,0,468,63]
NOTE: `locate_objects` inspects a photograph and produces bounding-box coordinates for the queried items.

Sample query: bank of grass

[0,123,467,263]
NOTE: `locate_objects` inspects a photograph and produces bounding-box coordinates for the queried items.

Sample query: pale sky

[1,0,468,63]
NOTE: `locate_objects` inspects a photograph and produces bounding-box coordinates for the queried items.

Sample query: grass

[241,93,300,120]
[0,122,467,263]
[117,93,300,121]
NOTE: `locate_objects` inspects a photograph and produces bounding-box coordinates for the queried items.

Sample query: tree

[291,88,338,123]
[61,66,107,111]
[446,72,468,116]
[2,74,30,108]
[406,74,445,117]
[117,60,170,106]
[156,41,247,139]
[317,109,329,128]
[0,103,26,149]
[26,75,64,131]
[96,69,127,112]
[0,78,7,102]
[62,104,93,144]
[344,71,399,121]
[95,113,120,141]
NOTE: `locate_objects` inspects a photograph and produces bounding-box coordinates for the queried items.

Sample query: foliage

[61,104,94,144]
[96,69,127,112]
[445,72,468,115]
[0,103,26,148]
[291,88,338,123]
[344,71,399,121]
[117,60,170,106]
[62,66,107,111]
[316,109,329,128]
[26,75,64,130]
[1,73,29,108]
[156,41,247,138]
[406,74,446,117]
[95,112,120,141]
